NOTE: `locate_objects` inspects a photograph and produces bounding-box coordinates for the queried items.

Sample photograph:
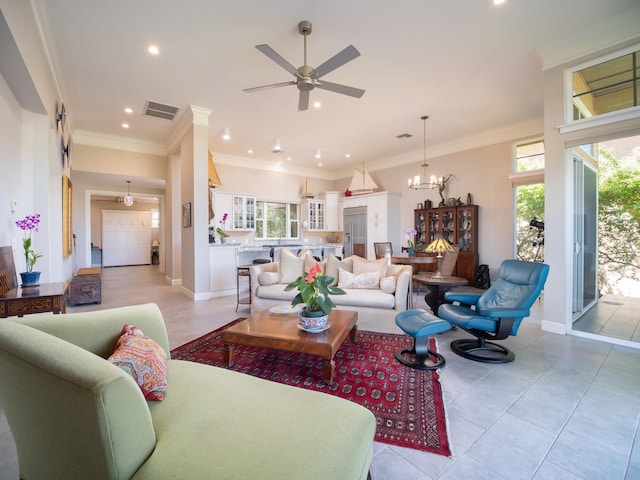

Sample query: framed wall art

[62,175,73,257]
[182,202,192,228]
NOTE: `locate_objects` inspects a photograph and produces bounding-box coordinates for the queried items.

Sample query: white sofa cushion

[338,269,380,289]
[352,255,387,279]
[331,289,396,309]
[379,276,397,294]
[256,284,299,302]
[258,271,280,286]
[325,254,353,286]
[278,249,304,283]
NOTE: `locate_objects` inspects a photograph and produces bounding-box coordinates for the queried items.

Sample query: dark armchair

[438,259,549,363]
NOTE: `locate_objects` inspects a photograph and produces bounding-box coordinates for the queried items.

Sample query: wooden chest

[68,268,102,306]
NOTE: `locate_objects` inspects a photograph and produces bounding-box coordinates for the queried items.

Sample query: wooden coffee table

[221,308,358,383]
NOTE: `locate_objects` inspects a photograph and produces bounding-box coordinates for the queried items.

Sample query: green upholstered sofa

[0,303,376,480]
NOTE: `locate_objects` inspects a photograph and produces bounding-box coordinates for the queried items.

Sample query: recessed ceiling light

[122,123,130,129]
[345,153,351,158]
[315,148,321,159]
[493,0,505,4]
[247,149,253,154]
[222,127,231,141]
[124,107,133,114]
[317,163,323,167]
[313,101,322,109]
[148,45,160,55]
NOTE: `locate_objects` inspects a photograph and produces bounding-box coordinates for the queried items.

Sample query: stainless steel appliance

[343,206,367,258]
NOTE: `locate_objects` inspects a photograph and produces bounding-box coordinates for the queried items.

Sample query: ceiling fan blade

[310,45,361,79]
[315,80,365,98]
[255,44,300,77]
[298,90,310,111]
[243,81,296,93]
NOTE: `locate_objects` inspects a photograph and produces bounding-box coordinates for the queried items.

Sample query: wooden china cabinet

[414,204,479,282]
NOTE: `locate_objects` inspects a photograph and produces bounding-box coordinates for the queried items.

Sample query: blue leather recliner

[438,259,550,363]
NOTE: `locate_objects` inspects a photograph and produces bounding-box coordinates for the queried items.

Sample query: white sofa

[249,251,412,330]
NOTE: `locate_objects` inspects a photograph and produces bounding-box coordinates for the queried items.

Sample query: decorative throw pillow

[352,256,387,287]
[380,276,397,294]
[325,254,353,286]
[298,251,319,273]
[279,248,304,283]
[338,268,380,289]
[258,271,280,286]
[108,324,167,401]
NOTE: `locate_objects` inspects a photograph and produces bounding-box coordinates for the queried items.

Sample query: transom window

[571,47,640,121]
[515,140,545,172]
[255,201,300,240]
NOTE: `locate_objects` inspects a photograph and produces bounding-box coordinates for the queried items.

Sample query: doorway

[570,134,640,345]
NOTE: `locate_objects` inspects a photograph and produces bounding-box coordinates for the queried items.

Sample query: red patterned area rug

[171,319,450,456]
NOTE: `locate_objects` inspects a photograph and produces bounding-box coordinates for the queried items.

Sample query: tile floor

[1,265,639,479]
[573,294,640,342]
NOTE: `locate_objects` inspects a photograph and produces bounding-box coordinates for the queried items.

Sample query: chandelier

[408,115,440,190]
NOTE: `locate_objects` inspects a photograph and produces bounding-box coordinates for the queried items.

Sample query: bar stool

[236,265,252,311]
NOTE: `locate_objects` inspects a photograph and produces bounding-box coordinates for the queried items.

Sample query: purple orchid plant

[15,214,43,273]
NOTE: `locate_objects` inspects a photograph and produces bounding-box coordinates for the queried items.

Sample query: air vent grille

[143,101,180,121]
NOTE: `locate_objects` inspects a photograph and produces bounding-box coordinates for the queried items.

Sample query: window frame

[561,43,640,134]
[511,138,545,261]
[254,200,300,240]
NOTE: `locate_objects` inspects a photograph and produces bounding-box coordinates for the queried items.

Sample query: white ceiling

[31,0,640,179]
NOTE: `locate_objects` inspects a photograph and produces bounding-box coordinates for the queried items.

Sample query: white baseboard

[541,320,567,335]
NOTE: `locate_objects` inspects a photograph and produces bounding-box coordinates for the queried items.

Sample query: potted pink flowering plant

[285,263,346,330]
[15,214,43,286]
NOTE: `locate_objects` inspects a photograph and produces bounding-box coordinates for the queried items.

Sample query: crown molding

[72,130,167,156]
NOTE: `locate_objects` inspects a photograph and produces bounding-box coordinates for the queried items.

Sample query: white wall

[334,140,521,279]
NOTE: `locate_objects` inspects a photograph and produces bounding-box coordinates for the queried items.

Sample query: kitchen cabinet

[232,195,256,230]
[303,200,326,230]
[322,191,340,231]
[414,204,478,282]
[210,245,238,294]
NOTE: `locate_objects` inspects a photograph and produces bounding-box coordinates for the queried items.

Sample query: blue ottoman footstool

[395,309,451,370]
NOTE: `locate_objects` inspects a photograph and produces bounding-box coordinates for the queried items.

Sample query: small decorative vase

[408,249,415,257]
[220,237,227,244]
[298,310,329,331]
[20,271,41,287]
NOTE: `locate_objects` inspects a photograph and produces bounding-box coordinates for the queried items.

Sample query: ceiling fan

[244,20,365,111]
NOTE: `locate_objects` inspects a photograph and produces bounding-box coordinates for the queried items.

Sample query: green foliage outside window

[597,145,640,294]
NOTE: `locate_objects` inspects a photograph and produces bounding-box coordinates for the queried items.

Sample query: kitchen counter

[210,243,343,253]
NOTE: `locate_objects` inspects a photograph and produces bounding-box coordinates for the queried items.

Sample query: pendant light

[408,115,439,190]
[123,180,134,207]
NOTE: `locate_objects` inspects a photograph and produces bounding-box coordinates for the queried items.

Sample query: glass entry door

[572,148,598,319]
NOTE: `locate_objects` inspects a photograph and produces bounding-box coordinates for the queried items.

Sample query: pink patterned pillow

[108,324,167,401]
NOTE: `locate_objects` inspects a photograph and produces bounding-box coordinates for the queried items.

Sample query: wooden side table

[236,265,252,311]
[0,282,69,318]
[413,274,468,315]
